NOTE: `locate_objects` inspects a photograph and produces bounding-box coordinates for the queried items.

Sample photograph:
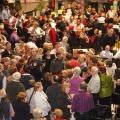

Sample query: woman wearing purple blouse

[69,67,84,98]
[10,28,19,48]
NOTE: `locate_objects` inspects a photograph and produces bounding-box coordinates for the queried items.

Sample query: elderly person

[72,82,94,120]
[69,67,84,98]
[0,89,15,120]
[32,108,47,120]
[26,82,51,118]
[99,66,112,106]
[13,92,30,120]
[60,36,69,52]
[7,72,25,104]
[101,45,113,60]
[57,83,72,120]
[87,66,100,104]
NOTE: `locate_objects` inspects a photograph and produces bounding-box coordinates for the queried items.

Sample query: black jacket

[57,92,71,119]
[13,100,30,120]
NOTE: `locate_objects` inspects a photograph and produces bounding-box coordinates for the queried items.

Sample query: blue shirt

[2,9,10,20]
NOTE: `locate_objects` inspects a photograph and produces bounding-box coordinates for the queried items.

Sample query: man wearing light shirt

[101,45,113,60]
[2,5,10,21]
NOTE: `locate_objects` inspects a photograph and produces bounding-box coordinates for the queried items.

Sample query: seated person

[101,45,113,60]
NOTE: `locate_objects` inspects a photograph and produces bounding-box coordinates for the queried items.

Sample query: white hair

[62,36,68,40]
[91,66,98,73]
[0,89,6,98]
[73,67,81,76]
[33,108,42,119]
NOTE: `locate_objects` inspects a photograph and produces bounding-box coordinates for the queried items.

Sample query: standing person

[13,92,30,120]
[46,75,61,120]
[7,72,25,104]
[69,67,84,98]
[45,22,57,45]
[2,5,10,22]
[0,89,15,120]
[87,66,100,105]
[72,82,94,120]
[99,66,112,106]
[2,42,13,58]
[103,29,116,50]
[50,52,64,73]
[0,63,7,90]
[26,82,51,119]
[57,83,72,120]
[31,22,45,48]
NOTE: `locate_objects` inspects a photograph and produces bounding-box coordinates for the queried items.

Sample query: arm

[2,76,7,90]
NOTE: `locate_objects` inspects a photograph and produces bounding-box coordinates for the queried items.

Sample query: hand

[67,105,71,109]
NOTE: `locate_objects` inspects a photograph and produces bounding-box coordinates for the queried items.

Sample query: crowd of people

[0,1,120,120]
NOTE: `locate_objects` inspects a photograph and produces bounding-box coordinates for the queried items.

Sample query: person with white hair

[69,67,84,98]
[7,72,25,104]
[33,108,46,120]
[60,36,69,52]
[87,66,100,104]
[0,89,15,120]
[101,45,113,60]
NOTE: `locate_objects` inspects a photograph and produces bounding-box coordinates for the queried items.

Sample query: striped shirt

[87,74,100,93]
[72,91,94,113]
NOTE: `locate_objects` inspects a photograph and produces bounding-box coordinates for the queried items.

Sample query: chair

[112,93,120,119]
[112,58,120,68]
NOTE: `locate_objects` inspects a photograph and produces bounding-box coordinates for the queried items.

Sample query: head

[10,59,17,67]
[64,61,72,69]
[32,22,39,29]
[110,6,114,10]
[61,70,68,79]
[34,82,43,91]
[23,64,30,73]
[79,82,87,91]
[105,45,110,51]
[51,75,59,83]
[61,82,71,94]
[91,66,98,76]
[33,108,43,119]
[107,29,113,37]
[78,54,86,63]
[67,3,71,9]
[56,52,63,60]
[43,72,52,81]
[105,59,113,68]
[62,36,68,44]
[12,72,21,81]
[17,92,27,102]
[5,5,9,10]
[99,66,106,74]
[53,109,63,119]
[6,42,11,51]
[73,67,81,77]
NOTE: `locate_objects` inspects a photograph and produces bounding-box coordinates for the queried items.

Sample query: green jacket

[99,73,112,98]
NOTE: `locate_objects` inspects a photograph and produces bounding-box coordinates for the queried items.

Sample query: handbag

[93,104,111,119]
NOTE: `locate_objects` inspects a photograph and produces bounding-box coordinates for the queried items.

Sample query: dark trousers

[99,96,111,106]
[92,93,99,105]
[74,110,93,120]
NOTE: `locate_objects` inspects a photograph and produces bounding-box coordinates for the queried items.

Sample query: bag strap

[28,90,35,104]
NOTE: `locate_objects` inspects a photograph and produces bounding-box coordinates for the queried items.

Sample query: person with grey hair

[7,72,25,104]
[32,108,46,120]
[87,66,100,104]
[0,89,15,120]
[60,36,69,52]
[69,67,84,98]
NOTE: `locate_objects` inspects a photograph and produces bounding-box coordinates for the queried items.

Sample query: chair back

[112,58,120,68]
